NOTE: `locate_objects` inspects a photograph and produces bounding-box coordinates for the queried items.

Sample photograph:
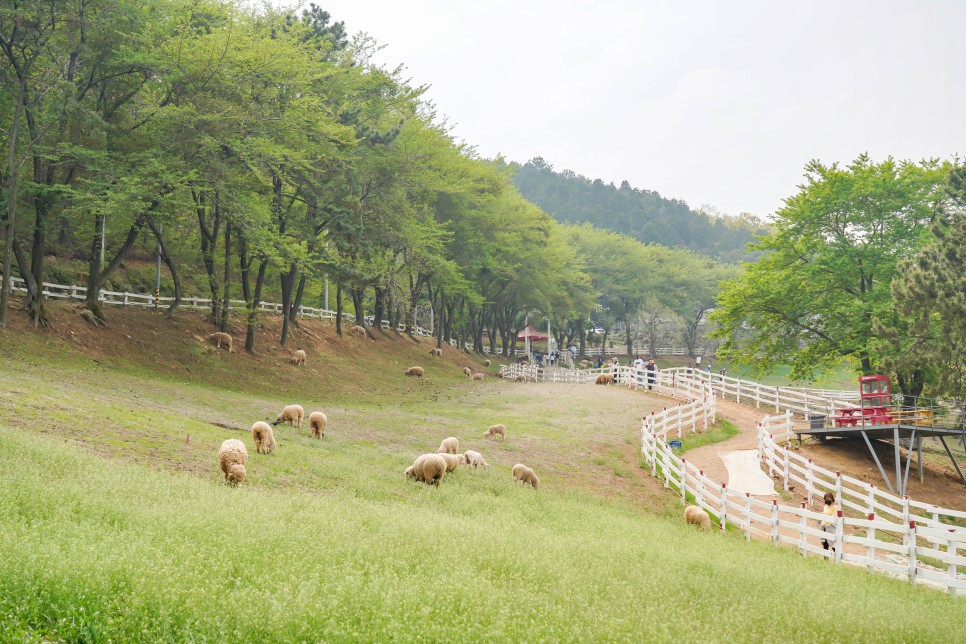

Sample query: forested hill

[510,158,768,262]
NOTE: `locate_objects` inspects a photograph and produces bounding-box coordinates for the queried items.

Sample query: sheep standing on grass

[512,463,539,488]
[463,367,472,378]
[292,349,306,366]
[218,439,248,485]
[405,453,447,486]
[350,325,367,338]
[404,366,425,377]
[595,374,614,385]
[484,424,506,440]
[207,332,234,353]
[514,375,527,383]
[273,404,305,428]
[429,348,443,357]
[463,450,489,469]
[471,373,484,381]
[438,452,465,472]
[483,359,492,367]
[684,505,712,529]
[309,411,328,438]
[251,421,276,454]
[437,437,459,454]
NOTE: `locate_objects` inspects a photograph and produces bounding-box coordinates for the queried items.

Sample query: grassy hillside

[0,302,962,641]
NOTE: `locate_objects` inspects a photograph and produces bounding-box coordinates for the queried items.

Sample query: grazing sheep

[483,359,492,367]
[273,404,305,428]
[207,332,234,353]
[595,373,614,385]
[514,375,527,382]
[579,360,591,369]
[250,421,276,455]
[309,411,328,438]
[407,453,447,486]
[684,505,712,530]
[218,439,248,485]
[429,347,443,357]
[463,366,472,378]
[471,373,484,381]
[404,366,425,377]
[350,325,367,337]
[438,452,465,472]
[437,437,459,454]
[512,463,539,489]
[484,424,506,440]
[463,450,489,469]
[292,349,306,366]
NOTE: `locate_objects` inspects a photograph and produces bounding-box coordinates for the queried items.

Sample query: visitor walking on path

[820,492,839,553]
[645,359,657,390]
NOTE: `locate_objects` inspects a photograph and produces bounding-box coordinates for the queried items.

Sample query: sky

[295,0,964,218]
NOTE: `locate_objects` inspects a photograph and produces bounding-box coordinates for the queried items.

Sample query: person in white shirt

[633,356,644,386]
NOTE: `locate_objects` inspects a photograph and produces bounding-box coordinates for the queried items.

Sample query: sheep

[512,463,539,488]
[471,372,484,381]
[207,332,234,353]
[595,373,614,385]
[406,453,447,486]
[579,360,591,369]
[250,421,276,455]
[463,450,489,469]
[437,436,459,454]
[483,359,492,367]
[273,404,305,428]
[429,347,443,357]
[514,375,527,382]
[292,349,306,366]
[404,366,425,377]
[218,439,248,485]
[484,423,506,440]
[438,452,465,472]
[350,325,367,338]
[309,411,328,438]
[463,366,472,378]
[684,505,712,530]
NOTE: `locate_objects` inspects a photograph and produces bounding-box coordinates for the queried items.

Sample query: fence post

[756,382,761,409]
[907,521,917,585]
[867,484,875,517]
[770,500,779,544]
[743,493,751,541]
[867,514,876,573]
[834,510,844,563]
[680,458,687,504]
[775,387,780,412]
[948,531,958,598]
[835,472,843,511]
[736,379,741,405]
[901,496,910,547]
[783,447,790,491]
[799,501,807,556]
[719,483,727,531]
[806,459,814,506]
[697,471,705,508]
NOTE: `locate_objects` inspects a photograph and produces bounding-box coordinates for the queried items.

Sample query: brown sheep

[483,359,492,367]
[206,332,234,353]
[595,374,614,385]
[292,349,306,366]
[350,325,367,337]
[512,463,539,488]
[437,437,459,454]
[273,404,305,428]
[429,347,443,357]
[471,373,484,381]
[309,411,328,438]
[438,452,465,472]
[407,453,447,486]
[404,366,425,377]
[251,421,276,455]
[484,424,506,440]
[684,505,712,529]
[463,366,472,378]
[514,375,527,382]
[218,439,248,485]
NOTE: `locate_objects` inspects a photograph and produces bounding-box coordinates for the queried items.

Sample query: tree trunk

[578,318,586,357]
[146,219,181,318]
[279,263,298,346]
[335,281,344,336]
[194,190,222,325]
[351,286,365,325]
[373,285,385,332]
[0,75,26,329]
[85,210,150,321]
[219,222,231,332]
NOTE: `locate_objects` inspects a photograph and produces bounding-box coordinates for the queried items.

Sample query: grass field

[0,305,962,641]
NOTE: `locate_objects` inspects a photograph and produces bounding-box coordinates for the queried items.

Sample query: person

[594,355,603,369]
[686,363,693,375]
[569,345,577,360]
[695,355,702,368]
[819,492,839,553]
[645,359,657,390]
[633,355,644,386]
[611,356,620,384]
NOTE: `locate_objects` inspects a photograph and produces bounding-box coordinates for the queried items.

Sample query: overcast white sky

[301,0,964,218]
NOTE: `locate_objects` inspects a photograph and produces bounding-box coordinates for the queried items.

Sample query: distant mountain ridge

[510,157,766,262]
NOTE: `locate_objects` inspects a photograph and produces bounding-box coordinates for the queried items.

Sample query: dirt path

[683,400,769,489]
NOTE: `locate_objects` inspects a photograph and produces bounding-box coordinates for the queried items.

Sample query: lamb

[404,366,425,377]
[483,359,492,367]
[406,453,447,486]
[251,421,276,454]
[292,349,306,366]
[437,436,459,454]
[273,404,305,428]
[684,505,712,529]
[512,463,539,488]
[350,325,367,337]
[595,373,614,385]
[484,423,506,440]
[463,450,489,469]
[471,372,484,381]
[207,332,234,353]
[438,452,465,472]
[309,411,328,438]
[463,366,472,378]
[218,438,248,485]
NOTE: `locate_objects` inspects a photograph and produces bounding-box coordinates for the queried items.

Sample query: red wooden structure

[834,375,892,427]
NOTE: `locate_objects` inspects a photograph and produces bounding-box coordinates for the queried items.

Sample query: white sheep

[406,453,447,486]
[218,439,248,485]
[404,366,425,377]
[483,359,492,367]
[484,424,506,440]
[309,411,328,438]
[437,436,459,454]
[463,366,472,378]
[350,325,367,337]
[250,421,276,454]
[471,372,484,381]
[512,463,539,488]
[273,404,305,428]
[429,347,443,357]
[438,452,465,472]
[463,450,489,469]
[292,349,306,366]
[207,332,234,353]
[684,505,712,529]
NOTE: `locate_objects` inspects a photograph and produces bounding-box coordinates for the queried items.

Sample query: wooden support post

[866,513,876,573]
[798,501,807,556]
[719,483,727,531]
[907,521,917,585]
[949,531,958,599]
[770,500,779,544]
